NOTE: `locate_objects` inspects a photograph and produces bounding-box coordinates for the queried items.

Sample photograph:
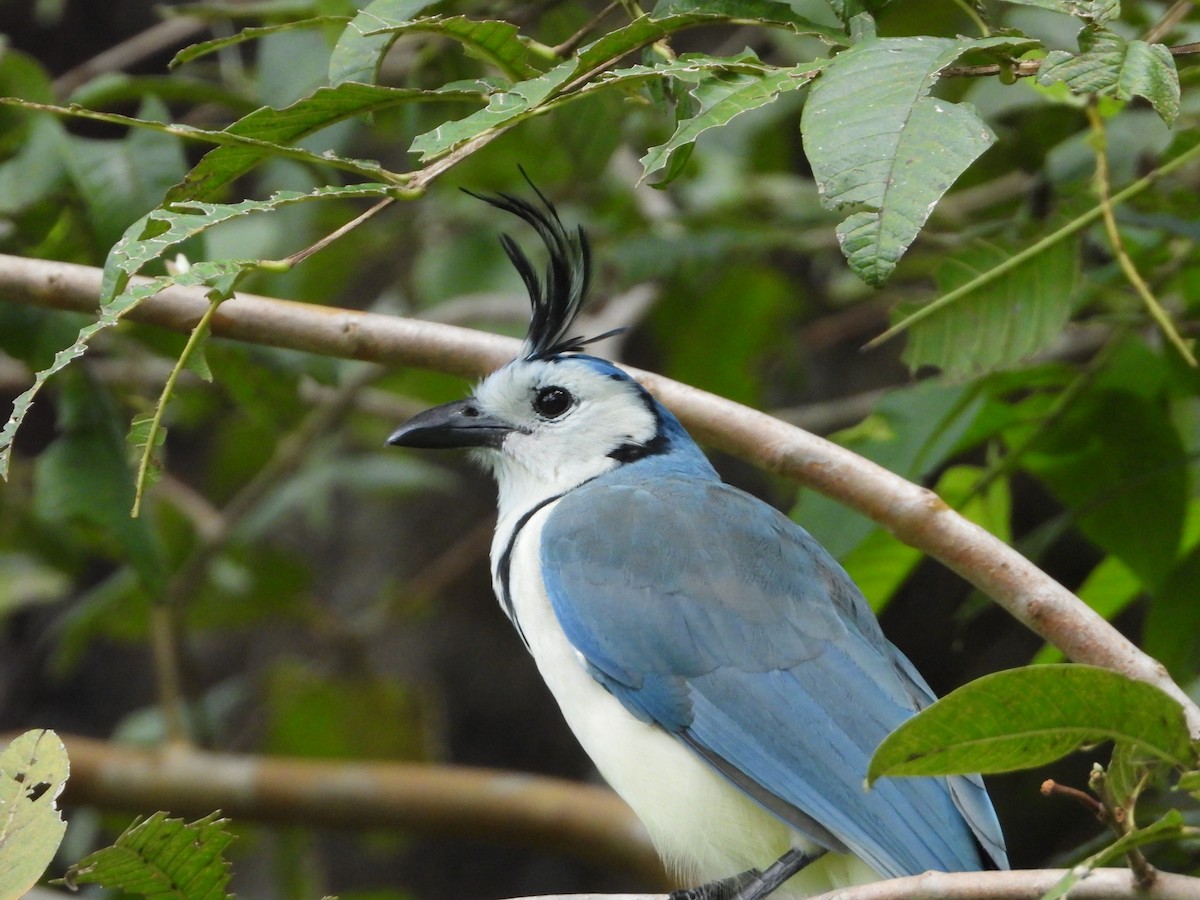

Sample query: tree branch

[503,868,1200,900]
[33,732,665,884]
[2,253,1197,737]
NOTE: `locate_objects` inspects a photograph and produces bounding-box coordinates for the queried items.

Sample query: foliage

[0,0,1199,895]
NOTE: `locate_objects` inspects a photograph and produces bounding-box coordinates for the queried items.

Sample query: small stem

[149,603,190,745]
[132,292,223,518]
[275,196,400,270]
[1086,102,1197,367]
[552,1,622,57]
[947,0,989,38]
[1041,779,1106,819]
[1144,0,1193,44]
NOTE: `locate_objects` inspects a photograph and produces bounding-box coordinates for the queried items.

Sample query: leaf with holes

[1039,25,1179,124]
[0,184,396,480]
[329,0,454,84]
[62,811,234,900]
[641,59,822,182]
[802,35,1033,286]
[171,16,352,69]
[0,730,70,900]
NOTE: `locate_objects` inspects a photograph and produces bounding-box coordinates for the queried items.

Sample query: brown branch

[33,733,664,884]
[500,869,1200,899]
[942,40,1200,80]
[2,253,1198,738]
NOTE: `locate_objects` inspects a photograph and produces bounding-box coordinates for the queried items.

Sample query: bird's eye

[533,386,573,419]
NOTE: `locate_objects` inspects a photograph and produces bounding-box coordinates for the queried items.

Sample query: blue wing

[539,470,1007,879]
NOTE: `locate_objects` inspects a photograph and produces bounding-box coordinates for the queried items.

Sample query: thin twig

[1144,0,1194,45]
[1086,102,1196,366]
[552,0,623,57]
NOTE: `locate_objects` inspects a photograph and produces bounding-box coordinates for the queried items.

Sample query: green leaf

[408,4,842,162]
[1040,810,1183,900]
[898,235,1079,379]
[1019,389,1186,590]
[0,184,396,480]
[356,16,547,83]
[328,0,454,85]
[649,0,845,41]
[1038,26,1179,124]
[801,36,1033,285]
[409,60,576,161]
[998,0,1119,22]
[0,97,406,187]
[1143,545,1200,683]
[0,730,70,900]
[32,375,166,588]
[640,59,821,182]
[168,80,483,204]
[170,16,353,69]
[868,665,1194,784]
[62,811,235,900]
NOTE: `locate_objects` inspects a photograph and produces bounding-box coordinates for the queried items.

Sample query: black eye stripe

[533,386,573,418]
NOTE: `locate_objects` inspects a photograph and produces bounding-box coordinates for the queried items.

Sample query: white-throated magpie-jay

[387,185,1007,899]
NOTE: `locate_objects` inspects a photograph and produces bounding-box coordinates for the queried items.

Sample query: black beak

[386,399,515,450]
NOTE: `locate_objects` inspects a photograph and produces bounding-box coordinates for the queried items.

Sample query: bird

[386,183,1008,900]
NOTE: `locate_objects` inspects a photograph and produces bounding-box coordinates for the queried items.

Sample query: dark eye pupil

[534,386,572,418]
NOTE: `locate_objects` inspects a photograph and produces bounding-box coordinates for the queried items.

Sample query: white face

[472,357,660,515]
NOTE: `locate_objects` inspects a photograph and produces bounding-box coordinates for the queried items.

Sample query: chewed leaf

[641,60,822,182]
[0,730,70,900]
[63,811,235,900]
[802,35,1033,285]
[329,0,446,85]
[1039,26,1179,124]
[171,17,352,69]
[0,184,397,480]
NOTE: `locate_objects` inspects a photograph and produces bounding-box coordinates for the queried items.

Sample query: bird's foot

[669,868,763,900]
[680,848,828,900]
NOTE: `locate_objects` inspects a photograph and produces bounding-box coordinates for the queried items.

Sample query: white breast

[492,504,880,897]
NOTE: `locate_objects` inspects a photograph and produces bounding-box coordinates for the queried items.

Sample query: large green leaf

[898,235,1079,379]
[801,35,1033,285]
[62,811,235,900]
[869,665,1194,783]
[1039,25,1179,125]
[0,730,70,900]
[1019,388,1187,590]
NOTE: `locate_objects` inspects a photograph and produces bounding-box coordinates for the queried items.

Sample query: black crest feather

[463,176,621,360]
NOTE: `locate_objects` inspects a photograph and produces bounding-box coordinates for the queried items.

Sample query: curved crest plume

[464,177,620,360]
